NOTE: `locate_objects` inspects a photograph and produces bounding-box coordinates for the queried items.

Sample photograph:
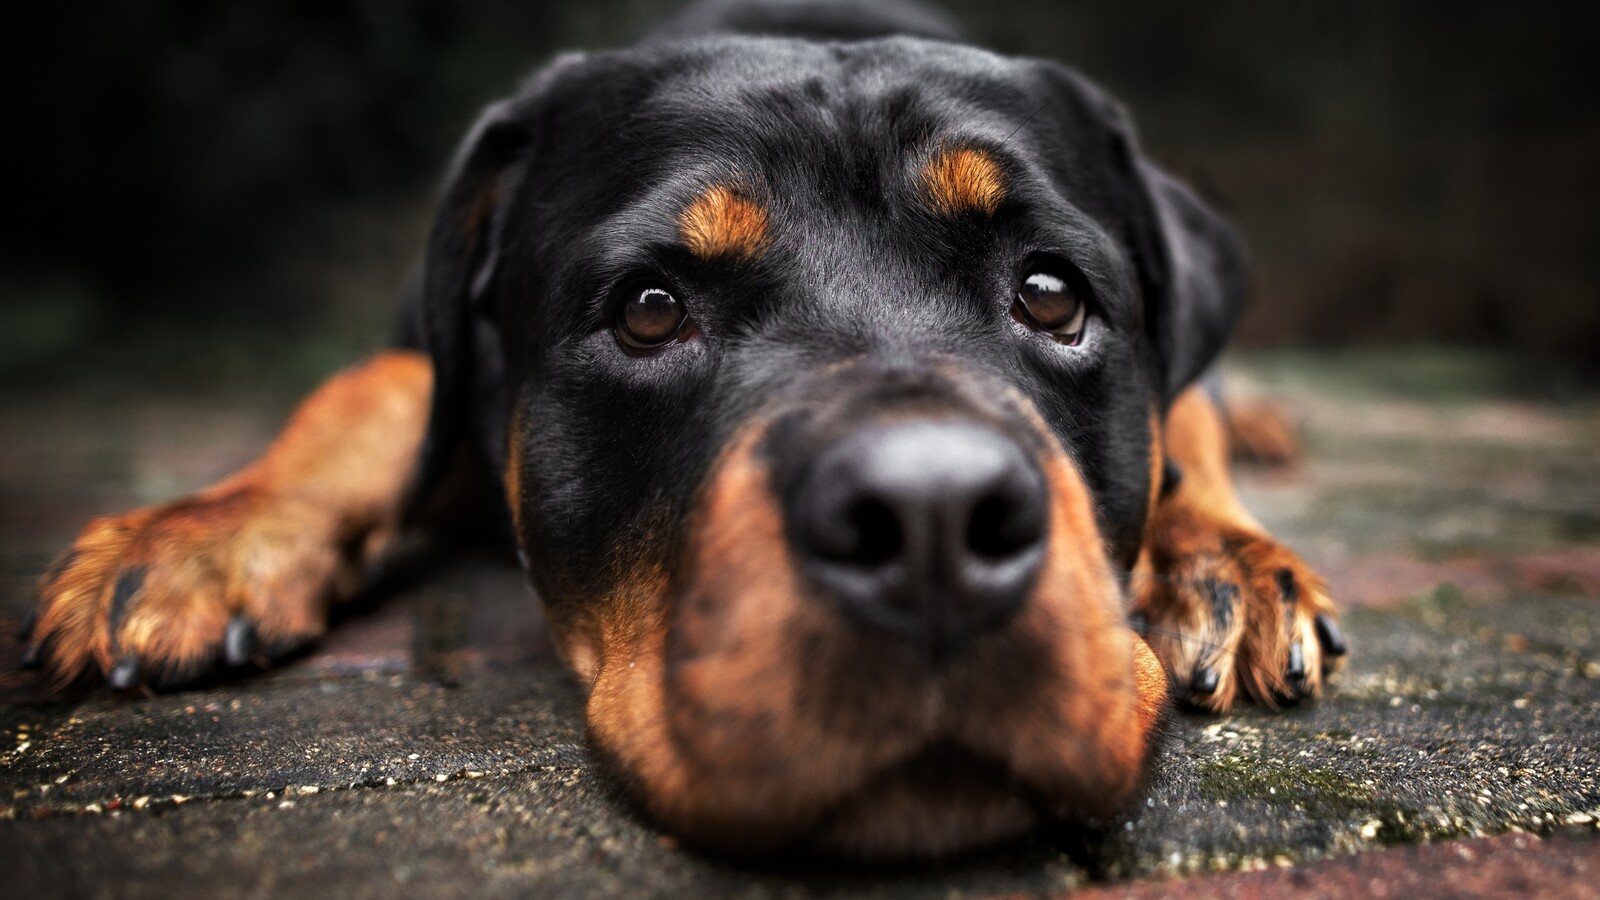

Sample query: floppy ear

[1037,66,1247,405]
[405,100,529,511]
[406,55,583,512]
[1137,158,1248,403]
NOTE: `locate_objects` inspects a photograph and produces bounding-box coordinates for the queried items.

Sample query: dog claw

[108,568,147,631]
[224,616,257,667]
[1191,666,1219,696]
[1274,568,1298,602]
[20,643,42,670]
[1285,640,1306,681]
[108,657,141,691]
[1314,613,1347,657]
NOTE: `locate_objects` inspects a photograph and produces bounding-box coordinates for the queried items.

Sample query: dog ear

[1136,158,1248,403]
[406,56,584,512]
[1036,66,1247,405]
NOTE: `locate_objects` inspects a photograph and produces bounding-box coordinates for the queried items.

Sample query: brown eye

[1013,270,1087,344]
[617,287,688,350]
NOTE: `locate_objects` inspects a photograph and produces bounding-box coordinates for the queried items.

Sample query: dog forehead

[524,37,1139,240]
[644,35,1022,109]
[551,35,1043,176]
[557,41,1057,261]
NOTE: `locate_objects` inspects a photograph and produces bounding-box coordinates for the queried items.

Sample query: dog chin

[809,743,1040,859]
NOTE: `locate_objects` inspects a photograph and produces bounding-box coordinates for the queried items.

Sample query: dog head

[414,33,1242,857]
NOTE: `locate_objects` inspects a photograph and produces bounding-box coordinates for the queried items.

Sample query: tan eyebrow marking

[919,147,1007,216]
[679,184,770,260]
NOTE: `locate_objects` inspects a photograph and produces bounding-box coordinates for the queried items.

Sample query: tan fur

[586,424,890,847]
[1133,386,1339,710]
[32,351,432,686]
[919,147,1006,216]
[505,410,526,535]
[679,184,769,260]
[1132,638,1168,735]
[1146,408,1165,525]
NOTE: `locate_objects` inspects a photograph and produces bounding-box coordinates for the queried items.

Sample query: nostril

[967,494,1028,560]
[794,489,905,568]
[844,497,902,566]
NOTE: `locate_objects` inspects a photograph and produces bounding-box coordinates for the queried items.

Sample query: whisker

[1001,101,1048,144]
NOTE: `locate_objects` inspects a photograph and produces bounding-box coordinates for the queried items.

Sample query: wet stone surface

[2,349,1599,897]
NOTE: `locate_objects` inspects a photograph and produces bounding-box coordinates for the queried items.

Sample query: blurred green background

[3,1,1596,392]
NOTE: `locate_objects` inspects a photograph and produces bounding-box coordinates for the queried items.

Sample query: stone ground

[2,348,1598,898]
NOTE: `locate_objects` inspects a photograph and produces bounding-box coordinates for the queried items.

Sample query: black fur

[410,0,1245,598]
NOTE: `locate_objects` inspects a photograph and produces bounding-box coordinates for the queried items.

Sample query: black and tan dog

[23,0,1345,857]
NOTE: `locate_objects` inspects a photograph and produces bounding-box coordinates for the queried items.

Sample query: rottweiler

[23,0,1345,858]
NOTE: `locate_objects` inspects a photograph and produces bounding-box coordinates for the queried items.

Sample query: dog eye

[616,287,688,350]
[1013,270,1086,345]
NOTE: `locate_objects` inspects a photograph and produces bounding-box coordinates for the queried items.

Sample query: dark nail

[224,616,257,667]
[1128,611,1148,637]
[16,608,37,641]
[1315,613,1347,657]
[1192,667,1219,695]
[1206,581,1239,631]
[108,657,141,691]
[1275,568,1298,603]
[107,568,147,634]
[1285,641,1306,681]
[20,643,42,670]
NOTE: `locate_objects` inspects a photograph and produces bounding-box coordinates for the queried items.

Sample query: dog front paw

[23,485,358,690]
[1133,524,1344,711]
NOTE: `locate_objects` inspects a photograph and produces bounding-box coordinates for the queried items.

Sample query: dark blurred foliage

[3,0,1597,380]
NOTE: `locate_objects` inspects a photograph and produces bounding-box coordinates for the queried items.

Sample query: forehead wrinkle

[679,183,771,261]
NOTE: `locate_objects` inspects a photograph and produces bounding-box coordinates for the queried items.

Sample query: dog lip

[805,740,1042,857]
[854,740,1021,795]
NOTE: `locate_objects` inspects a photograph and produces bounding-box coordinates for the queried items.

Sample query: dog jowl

[26,1,1344,858]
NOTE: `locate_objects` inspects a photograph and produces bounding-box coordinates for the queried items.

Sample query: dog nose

[785,420,1048,657]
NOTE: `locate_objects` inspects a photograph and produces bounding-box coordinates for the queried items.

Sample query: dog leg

[24,351,432,689]
[1133,386,1345,710]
